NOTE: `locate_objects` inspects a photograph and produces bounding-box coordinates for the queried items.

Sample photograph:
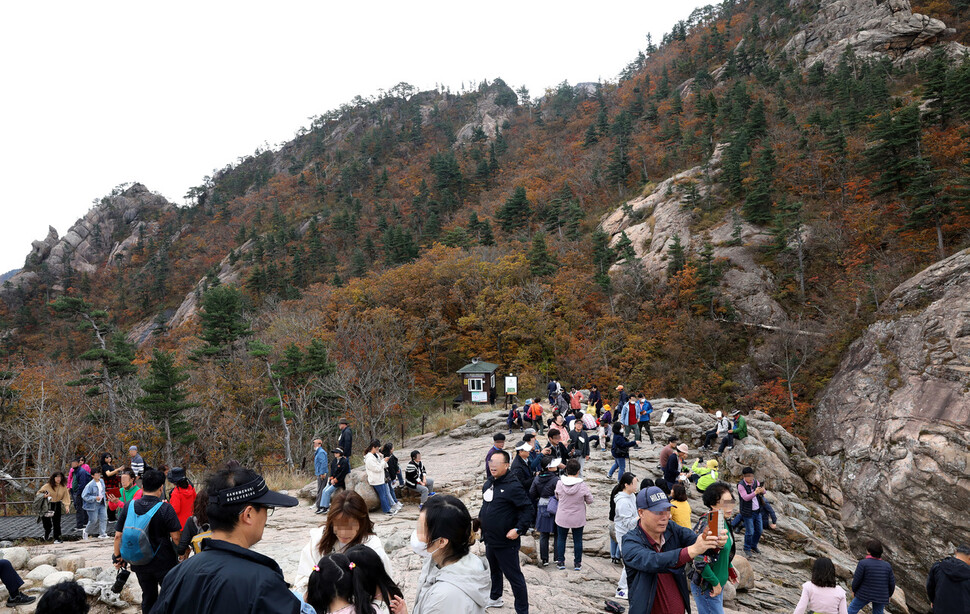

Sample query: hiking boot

[6,593,36,606]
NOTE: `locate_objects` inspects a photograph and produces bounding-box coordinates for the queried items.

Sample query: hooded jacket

[169,484,197,529]
[479,471,534,548]
[613,491,638,542]
[412,551,490,614]
[690,460,719,492]
[529,471,559,504]
[926,556,970,614]
[554,475,593,529]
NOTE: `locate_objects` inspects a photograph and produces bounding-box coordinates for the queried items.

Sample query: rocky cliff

[783,0,959,68]
[0,183,173,307]
[813,247,970,613]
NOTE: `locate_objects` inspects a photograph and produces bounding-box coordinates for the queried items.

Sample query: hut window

[469,378,484,392]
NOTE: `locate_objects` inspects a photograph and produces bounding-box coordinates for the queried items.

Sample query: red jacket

[169,485,197,529]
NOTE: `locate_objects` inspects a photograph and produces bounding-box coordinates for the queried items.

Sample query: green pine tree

[864,105,923,194]
[137,349,197,466]
[193,285,252,360]
[667,234,686,276]
[743,146,777,224]
[496,187,531,233]
[904,156,950,259]
[528,232,558,277]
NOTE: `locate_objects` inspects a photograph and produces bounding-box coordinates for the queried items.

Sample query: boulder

[732,554,755,590]
[75,566,103,580]
[43,570,75,587]
[56,555,85,572]
[0,547,29,570]
[448,411,506,439]
[813,248,970,613]
[27,553,58,570]
[76,578,99,595]
[26,563,58,581]
[344,466,381,511]
[297,481,318,501]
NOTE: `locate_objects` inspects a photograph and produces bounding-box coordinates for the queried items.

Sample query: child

[306,553,357,614]
[346,544,402,614]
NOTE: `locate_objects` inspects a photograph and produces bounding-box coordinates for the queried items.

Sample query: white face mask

[410,530,440,558]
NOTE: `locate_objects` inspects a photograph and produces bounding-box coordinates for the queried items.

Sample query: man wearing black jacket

[479,449,534,614]
[337,419,353,463]
[926,544,970,614]
[316,448,350,514]
[543,428,569,472]
[511,441,534,494]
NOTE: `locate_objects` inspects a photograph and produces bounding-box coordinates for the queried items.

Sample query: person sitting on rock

[295,489,393,598]
[701,411,731,451]
[506,403,523,433]
[690,458,719,492]
[318,447,350,514]
[404,450,435,509]
[1,558,36,607]
[848,539,895,614]
[794,557,848,614]
[718,410,742,453]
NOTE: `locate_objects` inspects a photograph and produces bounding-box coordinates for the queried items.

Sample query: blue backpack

[119,501,164,565]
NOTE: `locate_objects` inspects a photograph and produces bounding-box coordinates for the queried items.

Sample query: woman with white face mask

[390,495,490,614]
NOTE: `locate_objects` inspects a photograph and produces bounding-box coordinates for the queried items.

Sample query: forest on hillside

[2,0,970,474]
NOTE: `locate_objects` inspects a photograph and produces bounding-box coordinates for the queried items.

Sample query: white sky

[0,1,708,273]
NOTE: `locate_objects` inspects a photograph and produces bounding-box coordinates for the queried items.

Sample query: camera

[111,567,131,594]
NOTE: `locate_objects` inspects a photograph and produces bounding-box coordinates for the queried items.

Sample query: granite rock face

[813,247,970,613]
[783,0,955,68]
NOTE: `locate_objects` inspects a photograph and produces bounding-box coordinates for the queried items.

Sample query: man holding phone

[737,467,767,555]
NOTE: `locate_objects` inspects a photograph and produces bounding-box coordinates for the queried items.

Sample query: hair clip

[312,565,320,572]
[348,562,356,570]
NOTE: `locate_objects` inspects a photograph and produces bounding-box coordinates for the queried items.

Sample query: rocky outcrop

[454,84,516,146]
[599,145,788,325]
[1,183,173,307]
[784,0,955,69]
[813,248,970,613]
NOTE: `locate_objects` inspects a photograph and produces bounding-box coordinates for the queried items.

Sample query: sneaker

[540,560,549,567]
[574,564,582,571]
[484,598,504,609]
[557,562,566,570]
[53,540,62,544]
[81,528,88,540]
[6,593,36,606]
[98,534,109,539]
[752,547,761,554]
[614,590,627,600]
[315,508,326,515]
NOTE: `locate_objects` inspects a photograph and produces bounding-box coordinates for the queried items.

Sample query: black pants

[42,502,62,540]
[538,531,558,563]
[485,545,529,614]
[702,429,718,448]
[638,422,654,444]
[135,568,171,614]
[73,492,88,529]
[718,433,734,453]
[0,559,24,596]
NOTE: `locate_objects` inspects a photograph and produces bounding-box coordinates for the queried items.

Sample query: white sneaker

[485,598,504,609]
[395,502,404,511]
[81,528,88,540]
[98,534,109,539]
[614,590,627,600]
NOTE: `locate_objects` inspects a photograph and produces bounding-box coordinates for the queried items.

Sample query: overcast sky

[0,1,708,273]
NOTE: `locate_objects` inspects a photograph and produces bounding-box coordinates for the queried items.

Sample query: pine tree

[923,44,951,127]
[528,232,558,277]
[615,232,636,262]
[496,187,531,233]
[137,349,197,466]
[479,220,495,246]
[591,229,615,292]
[865,105,923,194]
[350,248,368,277]
[743,146,777,224]
[667,234,686,276]
[193,285,252,360]
[596,104,610,134]
[722,131,750,198]
[606,144,632,191]
[904,156,950,259]
[694,240,720,318]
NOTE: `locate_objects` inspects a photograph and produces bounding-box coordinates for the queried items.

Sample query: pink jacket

[554,476,593,529]
[793,581,848,614]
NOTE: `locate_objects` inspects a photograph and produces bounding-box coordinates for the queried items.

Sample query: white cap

[715,411,723,419]
[515,441,532,452]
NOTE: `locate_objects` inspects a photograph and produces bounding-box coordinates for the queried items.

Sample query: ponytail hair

[609,472,636,521]
[306,553,355,614]
[346,545,402,614]
[423,494,476,565]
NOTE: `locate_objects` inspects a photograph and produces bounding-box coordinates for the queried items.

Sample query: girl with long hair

[37,472,70,542]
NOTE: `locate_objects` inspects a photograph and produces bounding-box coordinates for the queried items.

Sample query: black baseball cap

[209,474,298,508]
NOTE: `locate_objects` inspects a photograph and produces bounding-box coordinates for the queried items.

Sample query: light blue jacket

[81,479,106,512]
[313,446,329,476]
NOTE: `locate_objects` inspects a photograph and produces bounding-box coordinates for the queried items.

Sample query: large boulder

[448,411,506,439]
[344,466,381,511]
[813,248,970,613]
[43,570,75,587]
[26,563,58,581]
[56,555,86,572]
[0,547,29,570]
[27,553,58,570]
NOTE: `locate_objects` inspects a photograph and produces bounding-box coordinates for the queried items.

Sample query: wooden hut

[457,358,499,404]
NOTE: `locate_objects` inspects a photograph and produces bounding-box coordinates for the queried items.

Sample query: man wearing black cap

[622,486,722,614]
[112,469,182,614]
[151,466,301,614]
[485,433,506,479]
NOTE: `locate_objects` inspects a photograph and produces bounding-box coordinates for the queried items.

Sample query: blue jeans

[690,581,725,614]
[555,525,584,566]
[85,504,107,536]
[609,534,619,558]
[387,482,399,505]
[847,597,885,614]
[373,483,394,513]
[743,513,763,552]
[317,484,337,509]
[608,457,626,481]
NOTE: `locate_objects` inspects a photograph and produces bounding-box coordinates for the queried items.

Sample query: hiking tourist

[689,481,739,614]
[637,395,654,444]
[847,539,895,614]
[152,466,300,613]
[717,410,741,453]
[37,471,71,543]
[405,450,435,508]
[479,449,533,613]
[485,433,506,478]
[621,485,721,614]
[337,419,354,460]
[295,489,393,597]
[690,458,719,492]
[318,447,350,514]
[608,422,638,483]
[390,494,490,614]
[794,557,848,614]
[598,403,612,452]
[543,427,569,469]
[701,411,730,451]
[167,467,197,529]
[81,467,108,539]
[313,437,329,514]
[101,452,123,522]
[663,443,690,487]
[737,467,766,555]
[118,469,143,504]
[113,469,182,613]
[511,441,533,493]
[507,403,523,433]
[669,483,691,529]
[612,472,638,599]
[566,419,591,476]
[529,454,561,568]
[658,436,679,472]
[925,544,970,613]
[176,488,211,559]
[365,440,399,515]
[71,456,91,532]
[554,458,593,571]
[128,446,145,478]
[382,442,403,510]
[0,558,36,607]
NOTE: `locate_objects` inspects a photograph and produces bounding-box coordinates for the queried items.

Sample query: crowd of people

[3,388,968,614]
